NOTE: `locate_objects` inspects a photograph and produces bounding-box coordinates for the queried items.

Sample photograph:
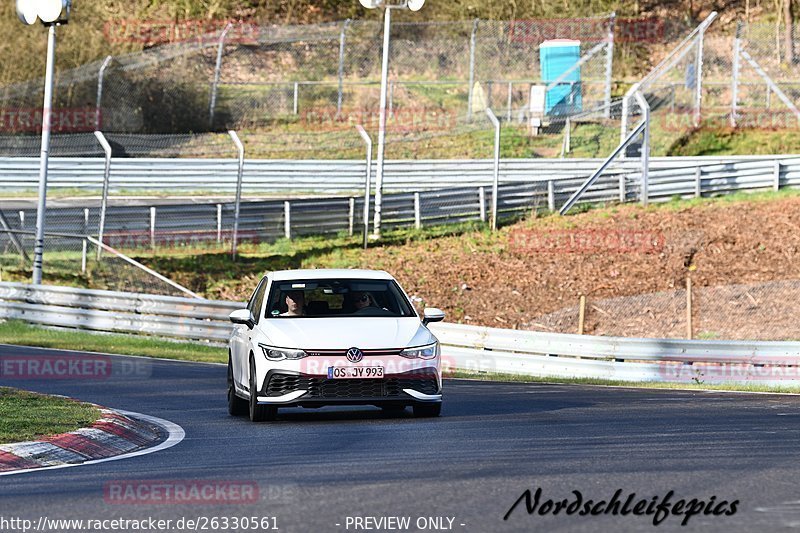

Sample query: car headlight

[399,343,438,360]
[259,344,308,361]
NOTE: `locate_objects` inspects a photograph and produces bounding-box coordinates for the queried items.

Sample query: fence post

[686,277,693,340]
[95,55,112,130]
[82,208,88,273]
[414,192,421,229]
[578,295,586,335]
[94,131,112,260]
[479,186,486,221]
[618,174,625,203]
[356,125,372,249]
[485,108,500,230]
[693,27,706,127]
[695,166,702,198]
[506,81,513,121]
[149,207,156,251]
[209,23,232,129]
[19,211,24,229]
[466,19,479,121]
[634,92,650,206]
[336,19,351,118]
[604,13,615,119]
[348,197,355,236]
[0,210,28,262]
[216,203,222,243]
[228,130,245,260]
[774,161,781,191]
[730,22,742,128]
[293,82,299,115]
[284,201,291,240]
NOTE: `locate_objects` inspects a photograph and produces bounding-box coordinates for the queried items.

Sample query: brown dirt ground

[161,193,800,340]
[307,195,800,340]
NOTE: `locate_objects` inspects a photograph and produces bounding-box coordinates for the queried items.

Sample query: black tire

[249,357,277,422]
[413,402,442,418]
[227,355,248,416]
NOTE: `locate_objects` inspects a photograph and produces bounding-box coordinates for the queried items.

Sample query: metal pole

[373,6,393,238]
[694,31,705,127]
[731,23,742,128]
[604,13,615,119]
[356,125,372,249]
[635,91,650,206]
[506,81,513,121]
[216,203,222,243]
[94,131,112,260]
[466,19,479,121]
[485,107,500,230]
[81,208,88,274]
[336,19,350,118]
[229,130,244,259]
[619,93,629,147]
[293,82,299,115]
[209,23,232,129]
[149,206,156,250]
[95,55,112,130]
[32,24,57,285]
[284,201,291,240]
[413,192,421,229]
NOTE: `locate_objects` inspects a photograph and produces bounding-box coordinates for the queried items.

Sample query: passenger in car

[280,290,305,316]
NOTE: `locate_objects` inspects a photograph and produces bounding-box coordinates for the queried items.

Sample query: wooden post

[578,295,586,335]
[686,277,693,339]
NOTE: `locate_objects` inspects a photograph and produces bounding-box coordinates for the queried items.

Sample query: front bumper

[255,367,442,406]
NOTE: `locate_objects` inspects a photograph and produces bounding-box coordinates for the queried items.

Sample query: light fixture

[407,0,425,11]
[16,0,70,25]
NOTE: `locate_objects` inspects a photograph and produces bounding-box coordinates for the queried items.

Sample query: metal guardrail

[1,155,799,193]
[1,282,799,386]
[3,155,800,246]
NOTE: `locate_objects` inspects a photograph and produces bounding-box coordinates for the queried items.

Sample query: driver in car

[280,290,306,316]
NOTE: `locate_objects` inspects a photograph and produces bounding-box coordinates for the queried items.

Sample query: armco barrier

[2,155,799,196]
[2,282,800,386]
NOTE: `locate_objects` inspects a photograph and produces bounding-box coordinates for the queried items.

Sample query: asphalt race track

[2,344,800,532]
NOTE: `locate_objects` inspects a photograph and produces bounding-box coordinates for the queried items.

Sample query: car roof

[267,269,395,281]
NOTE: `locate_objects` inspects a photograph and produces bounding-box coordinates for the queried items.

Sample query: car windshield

[265,279,416,319]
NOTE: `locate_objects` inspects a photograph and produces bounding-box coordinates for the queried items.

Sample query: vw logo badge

[346,347,363,363]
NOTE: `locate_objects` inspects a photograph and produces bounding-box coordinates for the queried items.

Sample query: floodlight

[16,0,38,24]
[407,0,425,11]
[15,0,70,25]
[359,0,381,8]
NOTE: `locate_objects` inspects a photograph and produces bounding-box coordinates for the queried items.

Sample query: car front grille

[264,369,439,399]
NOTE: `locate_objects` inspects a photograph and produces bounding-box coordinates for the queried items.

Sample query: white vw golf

[228,269,445,421]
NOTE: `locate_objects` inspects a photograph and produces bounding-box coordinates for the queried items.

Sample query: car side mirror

[229,308,255,329]
[422,307,445,326]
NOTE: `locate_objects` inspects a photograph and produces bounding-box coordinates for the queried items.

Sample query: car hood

[256,317,435,349]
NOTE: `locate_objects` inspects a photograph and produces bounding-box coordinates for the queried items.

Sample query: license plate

[328,366,384,379]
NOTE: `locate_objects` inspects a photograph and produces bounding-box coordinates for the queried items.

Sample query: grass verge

[0,320,226,364]
[448,371,800,394]
[0,388,101,444]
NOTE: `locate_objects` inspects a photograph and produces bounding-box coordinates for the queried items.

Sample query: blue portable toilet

[539,39,582,115]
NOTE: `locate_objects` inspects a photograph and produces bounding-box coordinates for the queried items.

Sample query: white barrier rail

[2,282,800,386]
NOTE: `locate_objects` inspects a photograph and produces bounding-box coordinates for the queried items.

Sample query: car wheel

[412,402,441,418]
[249,356,277,422]
[227,355,248,416]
